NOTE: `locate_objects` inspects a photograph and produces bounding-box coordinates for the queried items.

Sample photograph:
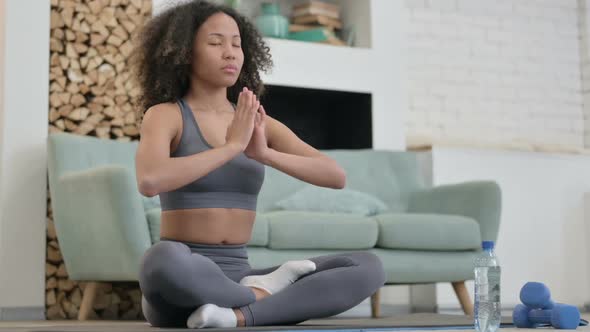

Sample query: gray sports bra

[158,98,265,211]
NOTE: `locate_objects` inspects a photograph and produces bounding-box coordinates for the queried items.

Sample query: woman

[130,0,386,328]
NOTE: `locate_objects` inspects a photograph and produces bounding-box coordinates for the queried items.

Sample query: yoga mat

[0,313,514,332]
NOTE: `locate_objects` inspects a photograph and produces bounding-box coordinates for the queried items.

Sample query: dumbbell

[519,281,555,309]
[513,303,580,329]
[514,282,581,329]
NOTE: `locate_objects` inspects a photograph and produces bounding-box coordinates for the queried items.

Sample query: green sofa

[47,132,501,320]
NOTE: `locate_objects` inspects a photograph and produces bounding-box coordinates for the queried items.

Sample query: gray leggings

[138,238,386,327]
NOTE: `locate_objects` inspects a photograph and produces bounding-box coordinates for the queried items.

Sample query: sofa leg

[78,281,100,320]
[451,281,473,316]
[371,288,381,318]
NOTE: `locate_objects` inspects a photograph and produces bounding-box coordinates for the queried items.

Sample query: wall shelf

[261,37,374,93]
[219,0,372,49]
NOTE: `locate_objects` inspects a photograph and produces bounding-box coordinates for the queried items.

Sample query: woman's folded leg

[237,251,386,326]
[138,240,256,327]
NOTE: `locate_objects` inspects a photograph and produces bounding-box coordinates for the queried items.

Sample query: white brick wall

[405,0,585,150]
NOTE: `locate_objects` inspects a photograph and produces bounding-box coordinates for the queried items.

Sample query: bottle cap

[482,241,494,250]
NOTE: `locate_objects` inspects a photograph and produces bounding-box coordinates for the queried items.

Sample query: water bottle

[474,241,501,332]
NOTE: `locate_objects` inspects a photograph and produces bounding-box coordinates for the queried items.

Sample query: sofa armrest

[407,181,501,243]
[55,165,152,281]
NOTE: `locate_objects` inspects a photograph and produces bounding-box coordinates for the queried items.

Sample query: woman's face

[192,12,244,87]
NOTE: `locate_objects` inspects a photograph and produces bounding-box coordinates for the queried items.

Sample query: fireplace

[258,85,372,150]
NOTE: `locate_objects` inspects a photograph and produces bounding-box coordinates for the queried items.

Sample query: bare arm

[135,103,241,197]
[263,115,346,189]
[264,148,345,189]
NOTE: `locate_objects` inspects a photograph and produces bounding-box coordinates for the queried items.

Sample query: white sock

[239,259,316,295]
[186,303,237,329]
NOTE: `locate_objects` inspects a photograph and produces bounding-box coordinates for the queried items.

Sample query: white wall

[405,0,583,151]
[0,0,5,224]
[432,146,590,309]
[0,0,50,320]
[579,0,590,148]
[401,0,590,311]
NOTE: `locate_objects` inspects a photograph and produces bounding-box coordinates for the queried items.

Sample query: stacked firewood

[48,0,149,141]
[46,0,150,320]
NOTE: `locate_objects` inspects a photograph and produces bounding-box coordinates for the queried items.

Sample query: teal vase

[255,2,289,39]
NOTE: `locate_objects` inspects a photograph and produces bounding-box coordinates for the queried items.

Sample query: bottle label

[475,266,501,302]
[488,266,501,302]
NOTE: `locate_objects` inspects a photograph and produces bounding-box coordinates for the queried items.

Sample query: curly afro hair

[129,0,273,121]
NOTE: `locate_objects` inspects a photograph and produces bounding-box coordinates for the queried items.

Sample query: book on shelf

[292,14,342,29]
[293,0,340,13]
[291,5,340,19]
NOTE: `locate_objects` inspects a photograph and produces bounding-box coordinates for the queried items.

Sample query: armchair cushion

[375,213,481,251]
[265,210,378,249]
[274,186,389,216]
[407,181,501,242]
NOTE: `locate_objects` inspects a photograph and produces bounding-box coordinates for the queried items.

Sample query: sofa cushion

[265,211,378,249]
[248,214,269,247]
[274,186,389,216]
[375,213,481,251]
[144,208,269,246]
[146,208,161,244]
